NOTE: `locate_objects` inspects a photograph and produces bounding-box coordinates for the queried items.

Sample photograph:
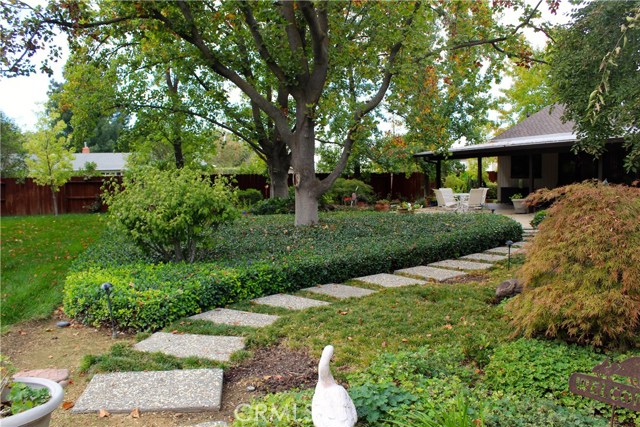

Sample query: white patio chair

[463,188,487,211]
[434,188,458,211]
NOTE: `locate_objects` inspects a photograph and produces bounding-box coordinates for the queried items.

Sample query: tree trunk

[267,144,291,198]
[173,138,184,169]
[50,186,58,216]
[292,117,320,226]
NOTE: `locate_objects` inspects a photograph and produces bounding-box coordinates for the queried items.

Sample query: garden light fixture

[506,240,513,270]
[101,282,117,338]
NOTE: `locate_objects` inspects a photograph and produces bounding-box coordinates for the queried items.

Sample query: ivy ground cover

[64,212,521,331]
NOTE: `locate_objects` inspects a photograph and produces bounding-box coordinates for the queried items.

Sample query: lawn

[0,214,105,329]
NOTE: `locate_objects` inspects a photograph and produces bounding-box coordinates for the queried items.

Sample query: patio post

[436,159,442,188]
[477,157,483,187]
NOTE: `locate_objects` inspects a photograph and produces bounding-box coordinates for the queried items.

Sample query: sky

[0,1,574,132]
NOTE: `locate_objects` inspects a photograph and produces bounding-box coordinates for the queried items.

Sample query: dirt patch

[2,316,318,426]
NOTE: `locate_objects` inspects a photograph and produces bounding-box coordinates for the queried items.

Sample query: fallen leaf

[99,408,110,418]
[130,408,140,418]
[62,401,74,410]
[338,311,349,316]
[19,331,27,336]
[347,336,353,341]
[426,334,432,338]
[401,338,408,343]
[443,324,453,330]
[171,330,179,334]
[381,341,387,348]
[48,355,53,359]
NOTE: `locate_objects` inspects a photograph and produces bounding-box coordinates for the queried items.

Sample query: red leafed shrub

[507,182,640,348]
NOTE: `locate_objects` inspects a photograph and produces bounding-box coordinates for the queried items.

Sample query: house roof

[414,105,580,160]
[71,153,129,172]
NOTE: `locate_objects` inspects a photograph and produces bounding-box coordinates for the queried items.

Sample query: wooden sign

[569,357,640,412]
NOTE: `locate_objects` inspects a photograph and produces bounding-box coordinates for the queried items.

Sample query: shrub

[249,196,293,215]
[66,213,522,331]
[507,182,640,347]
[443,174,467,193]
[103,167,239,263]
[529,209,547,229]
[236,188,263,208]
[350,382,419,424]
[325,178,375,204]
[233,390,313,427]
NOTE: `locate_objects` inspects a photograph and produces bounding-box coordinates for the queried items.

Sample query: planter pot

[511,199,528,214]
[1,377,64,427]
[374,203,390,212]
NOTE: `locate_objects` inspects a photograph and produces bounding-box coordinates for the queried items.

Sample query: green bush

[350,382,418,424]
[250,197,294,215]
[236,188,263,208]
[529,209,547,229]
[233,390,313,427]
[326,178,375,204]
[507,183,640,347]
[443,175,467,193]
[103,166,239,263]
[66,213,522,331]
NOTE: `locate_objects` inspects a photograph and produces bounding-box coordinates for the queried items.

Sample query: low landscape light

[506,240,514,270]
[101,282,117,338]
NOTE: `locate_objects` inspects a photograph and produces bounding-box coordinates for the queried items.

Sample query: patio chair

[463,188,488,211]
[434,188,458,211]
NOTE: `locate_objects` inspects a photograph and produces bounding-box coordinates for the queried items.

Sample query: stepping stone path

[353,273,425,288]
[460,253,507,263]
[395,266,466,282]
[14,368,69,387]
[485,246,511,254]
[428,259,494,271]
[190,308,279,328]
[252,293,330,310]
[303,284,376,299]
[72,369,224,413]
[135,332,245,362]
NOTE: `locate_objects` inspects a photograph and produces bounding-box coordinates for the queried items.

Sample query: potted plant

[510,193,527,214]
[1,358,64,427]
[374,199,390,211]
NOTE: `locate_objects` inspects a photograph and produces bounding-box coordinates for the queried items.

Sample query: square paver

[352,273,424,288]
[251,294,330,310]
[190,308,279,328]
[134,333,244,361]
[72,368,224,413]
[394,266,467,282]
[303,284,377,299]
[484,246,511,254]
[460,253,507,262]
[428,259,494,271]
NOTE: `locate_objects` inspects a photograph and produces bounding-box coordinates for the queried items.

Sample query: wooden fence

[0,173,428,216]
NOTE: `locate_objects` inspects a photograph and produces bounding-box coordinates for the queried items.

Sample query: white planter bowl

[0,377,63,427]
[511,199,528,214]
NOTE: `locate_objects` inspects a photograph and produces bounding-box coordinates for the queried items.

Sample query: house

[71,150,129,176]
[414,105,638,202]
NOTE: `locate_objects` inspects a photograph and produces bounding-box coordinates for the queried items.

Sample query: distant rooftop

[72,153,129,174]
[414,105,579,160]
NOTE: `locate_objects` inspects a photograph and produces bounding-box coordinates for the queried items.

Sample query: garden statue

[311,345,358,427]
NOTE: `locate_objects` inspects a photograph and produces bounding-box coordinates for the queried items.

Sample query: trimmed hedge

[65,212,521,331]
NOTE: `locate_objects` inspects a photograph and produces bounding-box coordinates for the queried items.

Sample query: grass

[0,214,106,329]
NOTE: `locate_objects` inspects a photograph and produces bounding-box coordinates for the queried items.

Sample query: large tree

[550,0,640,173]
[3,0,553,225]
[0,111,27,178]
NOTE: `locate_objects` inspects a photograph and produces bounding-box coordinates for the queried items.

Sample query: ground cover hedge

[64,212,521,331]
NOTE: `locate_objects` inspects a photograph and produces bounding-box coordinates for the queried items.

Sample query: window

[511,154,541,179]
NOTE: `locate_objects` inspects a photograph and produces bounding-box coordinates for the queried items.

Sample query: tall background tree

[550,0,640,172]
[0,111,28,178]
[24,113,74,215]
[3,0,555,224]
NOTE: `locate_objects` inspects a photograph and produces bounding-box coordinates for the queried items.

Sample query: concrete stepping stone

[428,259,494,271]
[460,253,507,263]
[303,284,377,299]
[135,332,244,362]
[14,368,69,387]
[252,294,330,310]
[190,308,279,328]
[353,273,424,288]
[484,246,511,254]
[395,266,467,282]
[72,368,223,413]
[512,241,527,248]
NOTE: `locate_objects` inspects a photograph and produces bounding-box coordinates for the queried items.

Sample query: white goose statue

[311,345,358,427]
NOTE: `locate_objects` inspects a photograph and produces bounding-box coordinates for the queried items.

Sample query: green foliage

[8,382,50,415]
[387,394,481,427]
[507,183,640,347]
[103,167,239,263]
[509,193,523,200]
[249,197,294,215]
[443,175,467,193]
[67,212,521,331]
[0,111,27,178]
[350,382,419,424]
[236,188,264,208]
[325,178,375,204]
[530,209,547,229]
[550,1,640,172]
[483,396,608,427]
